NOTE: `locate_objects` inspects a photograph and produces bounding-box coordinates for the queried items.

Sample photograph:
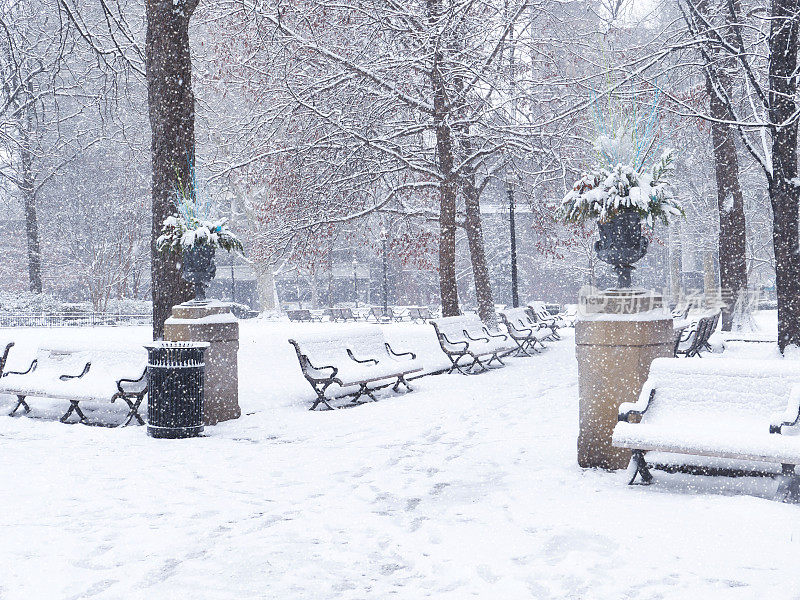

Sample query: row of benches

[0,303,567,422]
[290,308,565,409]
[288,307,434,323]
[288,302,568,326]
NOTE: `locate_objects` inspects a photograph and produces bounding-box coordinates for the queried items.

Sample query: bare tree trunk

[254,263,277,311]
[769,0,800,352]
[706,80,747,329]
[17,79,42,294]
[438,175,459,317]
[145,0,199,338]
[701,0,748,331]
[20,143,42,294]
[463,181,497,327]
[428,0,459,317]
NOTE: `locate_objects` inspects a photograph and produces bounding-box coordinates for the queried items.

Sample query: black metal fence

[0,313,152,328]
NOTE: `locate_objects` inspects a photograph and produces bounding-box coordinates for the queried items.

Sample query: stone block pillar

[164,300,241,425]
[576,289,673,469]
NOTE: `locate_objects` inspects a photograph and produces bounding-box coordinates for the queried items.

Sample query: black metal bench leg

[309,381,335,411]
[9,395,30,417]
[510,339,531,357]
[393,375,413,392]
[468,356,487,373]
[451,354,476,375]
[60,401,88,424]
[486,353,505,367]
[446,355,460,374]
[777,464,800,503]
[627,450,653,485]
[351,384,377,404]
[117,395,146,427]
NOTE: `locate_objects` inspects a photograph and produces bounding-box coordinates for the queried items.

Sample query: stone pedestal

[164,300,241,425]
[576,289,673,469]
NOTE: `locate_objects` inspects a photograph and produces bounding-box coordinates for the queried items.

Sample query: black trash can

[145,341,210,439]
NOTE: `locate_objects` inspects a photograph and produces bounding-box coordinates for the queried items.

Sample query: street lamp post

[352,258,358,308]
[508,184,519,307]
[380,228,389,317]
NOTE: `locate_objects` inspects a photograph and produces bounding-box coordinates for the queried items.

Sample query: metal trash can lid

[144,341,210,368]
[144,341,211,350]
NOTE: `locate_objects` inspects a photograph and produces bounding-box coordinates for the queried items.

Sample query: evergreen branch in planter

[558,149,684,227]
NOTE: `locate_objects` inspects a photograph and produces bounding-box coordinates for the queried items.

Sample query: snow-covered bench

[498,308,552,356]
[287,309,322,323]
[674,310,720,357]
[407,307,433,323]
[560,305,578,327]
[430,315,515,375]
[613,358,800,501]
[526,301,562,340]
[289,325,423,410]
[1,345,148,426]
[0,342,13,378]
[326,308,358,322]
[367,307,404,323]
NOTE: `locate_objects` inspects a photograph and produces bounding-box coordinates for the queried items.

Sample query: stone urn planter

[594,210,648,288]
[182,245,216,302]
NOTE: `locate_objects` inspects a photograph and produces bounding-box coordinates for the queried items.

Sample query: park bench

[674,310,720,357]
[407,307,433,323]
[613,357,800,502]
[499,308,552,356]
[325,308,358,322]
[287,309,322,322]
[0,342,13,378]
[560,305,578,327]
[1,345,148,426]
[289,325,423,410]
[526,301,562,340]
[431,315,515,375]
[367,306,405,323]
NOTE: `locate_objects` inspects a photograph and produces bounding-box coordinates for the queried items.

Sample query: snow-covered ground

[1,316,800,599]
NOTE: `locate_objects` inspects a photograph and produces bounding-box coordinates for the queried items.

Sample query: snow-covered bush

[559,149,684,227]
[0,292,62,313]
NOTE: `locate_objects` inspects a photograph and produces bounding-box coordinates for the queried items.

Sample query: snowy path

[1,323,800,599]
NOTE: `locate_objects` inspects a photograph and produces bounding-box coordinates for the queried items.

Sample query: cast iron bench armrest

[439,333,468,351]
[347,349,379,365]
[59,362,91,381]
[288,339,338,380]
[483,327,508,341]
[304,359,338,380]
[618,387,656,422]
[770,385,800,433]
[463,329,489,343]
[5,358,37,377]
[117,368,148,395]
[385,343,416,360]
[505,318,533,336]
[0,342,14,374]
